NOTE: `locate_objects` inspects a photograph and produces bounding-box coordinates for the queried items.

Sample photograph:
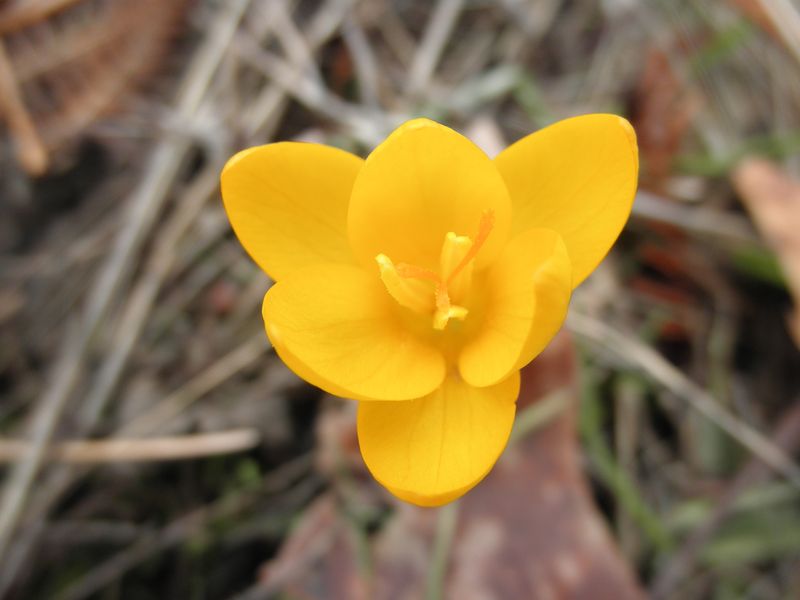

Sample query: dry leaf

[733,158,800,347]
[257,494,362,597]
[0,0,188,174]
[632,48,698,193]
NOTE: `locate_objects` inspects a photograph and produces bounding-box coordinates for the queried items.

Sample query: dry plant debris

[0,0,188,174]
[632,48,698,193]
[0,0,799,598]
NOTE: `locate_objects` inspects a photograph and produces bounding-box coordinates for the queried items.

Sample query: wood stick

[0,39,47,173]
[0,429,261,464]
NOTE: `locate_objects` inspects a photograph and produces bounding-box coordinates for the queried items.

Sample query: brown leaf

[259,332,645,599]
[632,48,698,193]
[0,0,188,174]
[258,494,368,599]
[733,158,800,346]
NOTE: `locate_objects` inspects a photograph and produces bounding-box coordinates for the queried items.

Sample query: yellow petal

[267,330,364,401]
[458,228,572,387]
[514,231,573,370]
[221,142,363,281]
[495,114,638,288]
[348,119,511,272]
[262,264,446,401]
[358,371,519,506]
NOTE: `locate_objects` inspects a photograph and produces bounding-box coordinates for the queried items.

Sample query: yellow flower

[220,115,638,506]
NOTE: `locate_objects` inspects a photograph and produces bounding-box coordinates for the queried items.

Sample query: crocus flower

[221,115,638,506]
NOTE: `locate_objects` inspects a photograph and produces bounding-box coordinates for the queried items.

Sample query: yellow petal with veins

[458,228,571,388]
[495,114,638,288]
[221,142,363,281]
[263,264,446,401]
[358,371,519,506]
[348,119,511,273]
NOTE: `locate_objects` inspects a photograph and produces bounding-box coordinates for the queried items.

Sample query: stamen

[376,210,493,330]
[439,232,472,302]
[376,254,435,314]
[445,209,495,285]
[431,281,468,330]
[433,304,468,330]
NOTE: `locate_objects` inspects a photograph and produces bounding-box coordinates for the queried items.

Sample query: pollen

[376,210,495,330]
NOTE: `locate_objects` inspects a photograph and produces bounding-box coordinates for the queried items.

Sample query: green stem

[425,502,459,600]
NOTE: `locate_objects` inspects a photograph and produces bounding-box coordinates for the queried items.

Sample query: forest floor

[1,0,800,598]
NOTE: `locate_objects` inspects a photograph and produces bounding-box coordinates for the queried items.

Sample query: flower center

[375,211,495,330]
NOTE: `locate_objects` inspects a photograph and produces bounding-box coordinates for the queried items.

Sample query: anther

[439,232,472,303]
[376,254,435,314]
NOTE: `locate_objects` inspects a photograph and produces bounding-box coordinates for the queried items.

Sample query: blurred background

[1,0,800,598]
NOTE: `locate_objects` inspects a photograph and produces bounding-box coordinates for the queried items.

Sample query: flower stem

[425,501,459,600]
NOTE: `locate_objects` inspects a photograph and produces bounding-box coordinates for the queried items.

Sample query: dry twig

[0,429,261,464]
[0,0,252,567]
[0,39,47,173]
[56,454,315,600]
[405,0,465,97]
[568,312,800,489]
